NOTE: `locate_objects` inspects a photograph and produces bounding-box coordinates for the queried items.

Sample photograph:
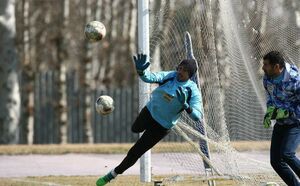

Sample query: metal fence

[32,71,182,144]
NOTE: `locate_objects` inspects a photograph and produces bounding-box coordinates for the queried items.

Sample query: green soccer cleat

[96,176,109,186]
[96,170,117,186]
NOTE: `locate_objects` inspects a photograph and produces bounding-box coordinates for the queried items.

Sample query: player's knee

[282,152,296,164]
[131,125,144,133]
[270,159,279,170]
[270,156,280,170]
[131,126,138,133]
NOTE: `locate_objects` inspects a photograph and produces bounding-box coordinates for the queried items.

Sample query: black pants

[114,107,170,174]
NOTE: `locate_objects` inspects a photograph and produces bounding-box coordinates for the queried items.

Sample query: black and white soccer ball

[84,21,106,42]
[95,95,114,115]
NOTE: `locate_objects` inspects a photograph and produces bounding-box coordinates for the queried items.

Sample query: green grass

[0,175,238,186]
[0,141,272,155]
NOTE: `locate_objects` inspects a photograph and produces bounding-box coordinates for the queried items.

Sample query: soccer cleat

[96,176,109,186]
[96,170,117,186]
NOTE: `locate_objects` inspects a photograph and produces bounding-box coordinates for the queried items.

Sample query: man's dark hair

[263,51,285,68]
[177,59,198,78]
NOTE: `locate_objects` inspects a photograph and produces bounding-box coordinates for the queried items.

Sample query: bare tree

[17,0,33,144]
[80,0,94,143]
[105,0,119,87]
[55,0,69,144]
[0,0,21,144]
[128,0,137,56]
[95,0,110,89]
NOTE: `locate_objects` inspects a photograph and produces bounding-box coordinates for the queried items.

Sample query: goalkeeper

[262,51,300,186]
[96,53,203,186]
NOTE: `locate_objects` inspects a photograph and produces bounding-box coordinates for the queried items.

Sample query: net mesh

[144,0,300,185]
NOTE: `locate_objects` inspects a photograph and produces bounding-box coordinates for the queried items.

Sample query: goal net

[144,0,300,185]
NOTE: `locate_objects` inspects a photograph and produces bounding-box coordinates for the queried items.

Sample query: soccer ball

[84,21,106,42]
[95,95,114,115]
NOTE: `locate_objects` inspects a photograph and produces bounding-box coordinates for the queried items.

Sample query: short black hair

[178,59,198,78]
[263,51,285,68]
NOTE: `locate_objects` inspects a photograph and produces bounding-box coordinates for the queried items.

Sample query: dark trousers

[114,107,170,174]
[271,123,300,186]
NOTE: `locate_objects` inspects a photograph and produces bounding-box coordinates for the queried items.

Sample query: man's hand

[133,53,150,76]
[263,106,276,128]
[176,87,189,110]
[263,107,290,128]
[275,108,289,119]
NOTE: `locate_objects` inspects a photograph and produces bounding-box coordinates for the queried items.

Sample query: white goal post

[137,0,151,182]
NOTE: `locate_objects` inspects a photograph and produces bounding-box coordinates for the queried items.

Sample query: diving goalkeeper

[96,53,203,186]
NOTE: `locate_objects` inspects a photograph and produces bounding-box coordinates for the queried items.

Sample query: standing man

[262,51,300,186]
[96,53,203,186]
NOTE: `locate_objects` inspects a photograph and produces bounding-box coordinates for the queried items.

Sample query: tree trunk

[95,0,110,89]
[128,0,137,56]
[0,0,21,144]
[55,0,69,144]
[18,0,34,144]
[80,0,94,143]
[105,0,119,86]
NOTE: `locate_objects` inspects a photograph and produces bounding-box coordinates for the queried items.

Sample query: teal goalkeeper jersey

[140,70,203,129]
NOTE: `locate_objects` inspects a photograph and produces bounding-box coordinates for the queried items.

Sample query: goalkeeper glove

[263,106,276,128]
[263,107,290,128]
[133,53,150,76]
[275,108,290,120]
[176,87,189,110]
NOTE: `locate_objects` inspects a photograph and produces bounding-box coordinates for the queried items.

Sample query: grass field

[0,141,285,186]
[0,175,239,186]
[0,141,272,155]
